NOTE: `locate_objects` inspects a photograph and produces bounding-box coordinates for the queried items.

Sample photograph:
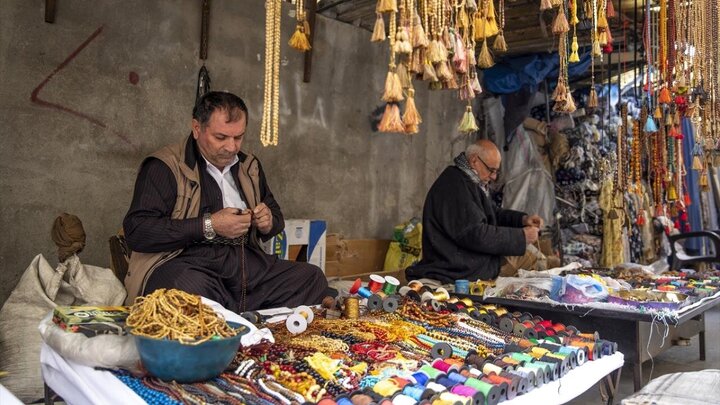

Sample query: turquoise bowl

[134,322,248,383]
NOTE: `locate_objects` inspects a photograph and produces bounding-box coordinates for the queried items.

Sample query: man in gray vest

[123,91,327,312]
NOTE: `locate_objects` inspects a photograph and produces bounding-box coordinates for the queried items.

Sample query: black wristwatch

[203,213,216,240]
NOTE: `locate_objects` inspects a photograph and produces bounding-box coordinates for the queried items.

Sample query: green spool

[382,279,399,295]
[545,336,560,343]
[464,377,493,395]
[419,364,443,380]
[510,353,535,364]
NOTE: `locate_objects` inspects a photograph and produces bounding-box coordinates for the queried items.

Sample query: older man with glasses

[406,139,544,283]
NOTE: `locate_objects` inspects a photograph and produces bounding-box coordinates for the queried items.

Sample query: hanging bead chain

[260,0,281,147]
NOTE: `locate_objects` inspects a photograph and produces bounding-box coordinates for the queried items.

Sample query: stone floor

[568,305,720,404]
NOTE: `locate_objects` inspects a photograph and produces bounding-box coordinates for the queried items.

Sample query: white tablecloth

[42,341,624,405]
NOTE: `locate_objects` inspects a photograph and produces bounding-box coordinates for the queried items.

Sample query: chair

[668,230,720,270]
[108,231,130,283]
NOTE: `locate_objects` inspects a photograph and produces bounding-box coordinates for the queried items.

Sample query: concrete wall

[0,0,470,305]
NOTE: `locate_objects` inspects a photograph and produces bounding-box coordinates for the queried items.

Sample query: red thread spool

[349,278,362,294]
[485,373,513,386]
[552,323,566,333]
[522,320,535,328]
[367,274,385,293]
[545,328,557,337]
[537,320,554,329]
[390,376,411,388]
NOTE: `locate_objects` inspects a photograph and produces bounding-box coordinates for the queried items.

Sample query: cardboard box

[266,219,327,272]
[325,235,391,278]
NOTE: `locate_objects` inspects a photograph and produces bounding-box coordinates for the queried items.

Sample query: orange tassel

[378,103,406,133]
[658,87,672,104]
[402,88,422,127]
[552,6,570,34]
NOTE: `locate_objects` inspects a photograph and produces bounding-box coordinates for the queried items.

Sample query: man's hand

[211,208,252,238]
[523,226,539,244]
[523,214,545,229]
[252,203,274,235]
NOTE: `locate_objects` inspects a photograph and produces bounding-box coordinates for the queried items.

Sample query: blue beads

[114,372,182,405]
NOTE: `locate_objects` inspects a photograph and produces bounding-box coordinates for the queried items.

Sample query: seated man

[123,91,327,312]
[406,139,543,283]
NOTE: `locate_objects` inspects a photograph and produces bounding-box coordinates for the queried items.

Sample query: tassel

[484,0,499,38]
[606,0,615,18]
[289,25,312,51]
[597,10,608,30]
[552,7,570,34]
[427,39,444,64]
[678,75,687,89]
[552,81,566,101]
[412,15,429,47]
[644,116,658,132]
[493,31,508,52]
[654,105,662,119]
[378,103,406,133]
[458,105,479,133]
[410,49,424,74]
[397,63,411,89]
[376,0,398,13]
[445,70,459,89]
[471,74,483,94]
[403,88,423,127]
[659,87,672,104]
[477,39,495,68]
[692,155,704,170]
[680,211,688,221]
[436,60,453,81]
[684,193,691,206]
[551,0,562,6]
[474,11,486,41]
[700,172,709,188]
[674,219,681,229]
[467,46,477,67]
[393,29,413,55]
[598,31,608,46]
[569,36,580,62]
[593,36,602,56]
[459,81,475,100]
[453,34,468,73]
[665,110,674,126]
[458,7,470,29]
[382,67,405,102]
[563,91,577,113]
[371,13,386,42]
[442,28,455,58]
[588,87,599,108]
[570,0,579,24]
[636,210,646,225]
[667,182,678,200]
[422,60,439,81]
[540,0,553,11]
[602,42,614,54]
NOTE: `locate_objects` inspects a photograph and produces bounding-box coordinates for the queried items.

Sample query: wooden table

[466,293,720,392]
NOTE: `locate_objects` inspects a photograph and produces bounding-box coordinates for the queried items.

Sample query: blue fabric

[482,49,593,94]
[681,117,703,252]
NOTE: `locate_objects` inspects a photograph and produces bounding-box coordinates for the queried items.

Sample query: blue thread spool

[436,376,457,389]
[455,280,470,294]
[358,287,373,298]
[337,397,354,405]
[411,372,429,386]
[447,371,468,385]
[403,385,426,401]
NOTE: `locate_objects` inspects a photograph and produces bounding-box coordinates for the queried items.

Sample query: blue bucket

[134,322,248,383]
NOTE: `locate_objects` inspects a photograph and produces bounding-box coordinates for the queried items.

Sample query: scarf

[454,152,490,194]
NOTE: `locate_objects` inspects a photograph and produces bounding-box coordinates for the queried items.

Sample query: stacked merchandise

[112,283,619,404]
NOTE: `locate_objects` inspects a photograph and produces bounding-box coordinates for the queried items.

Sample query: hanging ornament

[493,0,508,52]
[552,4,570,35]
[540,0,552,11]
[477,39,495,68]
[644,115,658,133]
[378,103,406,133]
[289,0,311,51]
[376,0,398,14]
[458,104,479,133]
[403,88,422,134]
[260,0,282,147]
[606,0,615,18]
[483,0,499,38]
[658,87,672,104]
[569,35,580,62]
[372,13,386,42]
[588,87,599,108]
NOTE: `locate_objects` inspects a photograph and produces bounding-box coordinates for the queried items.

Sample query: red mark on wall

[128,71,139,85]
[30,25,136,148]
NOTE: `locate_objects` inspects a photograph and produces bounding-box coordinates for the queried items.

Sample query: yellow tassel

[474,11,486,41]
[427,39,444,64]
[569,36,580,62]
[393,29,413,54]
[477,40,495,68]
[588,87,598,108]
[692,155,704,171]
[458,7,470,29]
[552,7,570,34]
[467,46,477,67]
[412,15,429,47]
[700,172,709,188]
[654,105,662,119]
[667,182,678,200]
[570,0,579,24]
[483,0,499,38]
[665,111,674,126]
[378,103,406,133]
[410,49,423,74]
[597,10,608,30]
[289,25,312,52]
[403,88,423,126]
[598,31,608,46]
[493,32,508,52]
[376,0,397,13]
[422,60,438,81]
[382,67,404,102]
[593,37,602,56]
[458,105,479,133]
[405,123,420,134]
[371,13,386,42]
[551,0,562,6]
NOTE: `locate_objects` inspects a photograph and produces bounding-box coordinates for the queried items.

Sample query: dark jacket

[405,166,527,283]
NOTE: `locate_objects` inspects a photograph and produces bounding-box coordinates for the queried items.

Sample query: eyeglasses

[476,155,501,176]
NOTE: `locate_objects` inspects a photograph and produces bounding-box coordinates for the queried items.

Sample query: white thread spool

[285,305,314,334]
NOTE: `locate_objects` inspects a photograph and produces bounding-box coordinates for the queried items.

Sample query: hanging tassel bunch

[289,0,311,52]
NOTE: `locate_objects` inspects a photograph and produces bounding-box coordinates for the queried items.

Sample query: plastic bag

[484,276,564,301]
[383,218,422,271]
[560,274,608,304]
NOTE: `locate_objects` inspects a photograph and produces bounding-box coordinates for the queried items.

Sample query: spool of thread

[374,379,402,397]
[579,331,600,341]
[439,391,472,405]
[408,280,424,291]
[351,393,375,405]
[392,394,417,405]
[403,385,430,401]
[368,274,386,293]
[344,296,360,319]
[559,346,585,366]
[482,362,503,376]
[463,377,500,405]
[383,276,400,295]
[517,366,541,387]
[435,376,457,390]
[367,294,385,311]
[509,369,535,391]
[349,278,363,295]
[419,364,446,380]
[383,295,400,313]
[425,382,448,394]
[433,287,450,302]
[459,297,474,307]
[479,376,508,401]
[285,305,314,334]
[335,397,352,405]
[455,280,470,294]
[430,342,454,360]
[432,359,459,374]
[450,385,484,405]
[410,373,429,387]
[358,286,373,298]
[509,352,535,364]
[447,371,468,385]
[484,374,516,400]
